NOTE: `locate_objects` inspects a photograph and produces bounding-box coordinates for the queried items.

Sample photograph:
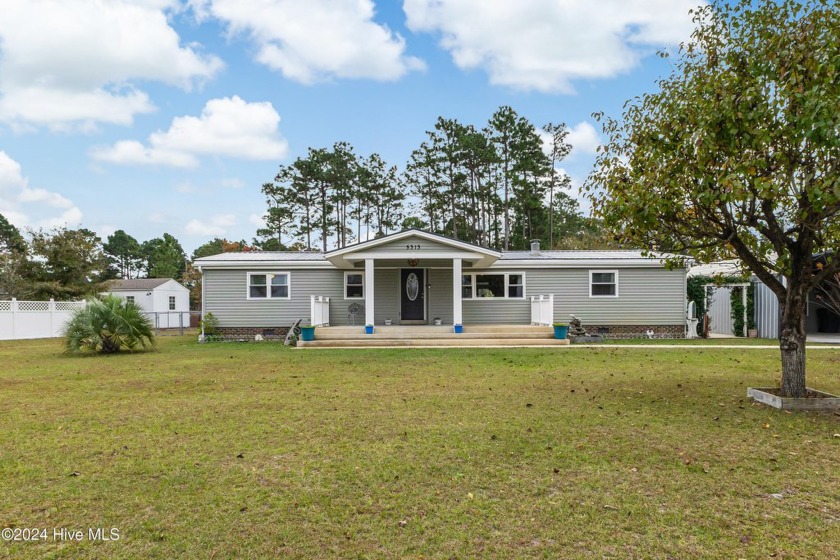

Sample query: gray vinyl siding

[427,268,453,324]
[204,269,360,327]
[374,269,399,324]
[463,267,685,325]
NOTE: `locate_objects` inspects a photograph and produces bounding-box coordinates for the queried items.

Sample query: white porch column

[364,258,375,327]
[452,258,463,326]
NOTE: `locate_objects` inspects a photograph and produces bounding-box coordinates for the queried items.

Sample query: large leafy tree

[587,0,840,398]
[30,227,109,299]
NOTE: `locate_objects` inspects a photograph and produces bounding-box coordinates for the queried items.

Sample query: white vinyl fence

[0,299,86,341]
[530,294,555,326]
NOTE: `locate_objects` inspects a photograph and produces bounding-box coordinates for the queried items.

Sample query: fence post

[49,298,55,336]
[10,298,17,339]
[179,311,184,336]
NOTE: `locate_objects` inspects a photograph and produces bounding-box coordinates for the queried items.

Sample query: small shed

[104,278,190,328]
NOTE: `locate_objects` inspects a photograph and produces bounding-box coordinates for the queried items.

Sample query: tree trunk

[778,288,807,398]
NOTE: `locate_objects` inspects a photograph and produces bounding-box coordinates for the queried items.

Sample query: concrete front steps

[297,325,570,348]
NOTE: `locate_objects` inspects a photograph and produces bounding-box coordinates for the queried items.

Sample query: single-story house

[194,229,688,339]
[103,278,191,328]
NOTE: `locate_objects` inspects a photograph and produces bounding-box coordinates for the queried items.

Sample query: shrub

[200,312,219,336]
[63,294,155,354]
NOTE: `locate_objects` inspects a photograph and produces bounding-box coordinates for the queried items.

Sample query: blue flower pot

[553,325,569,339]
[300,326,315,341]
[365,325,374,335]
[454,324,463,334]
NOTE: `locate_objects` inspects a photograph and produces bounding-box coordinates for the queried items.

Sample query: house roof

[500,250,665,261]
[194,251,325,262]
[105,278,178,291]
[686,260,745,278]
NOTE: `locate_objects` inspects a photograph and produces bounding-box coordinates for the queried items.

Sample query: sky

[0,0,705,253]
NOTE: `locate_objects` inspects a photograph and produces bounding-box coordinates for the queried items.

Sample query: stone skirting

[585,324,685,339]
[213,326,290,341]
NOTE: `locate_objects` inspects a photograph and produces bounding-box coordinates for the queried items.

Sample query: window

[248,272,290,299]
[461,273,525,299]
[590,270,618,297]
[169,296,176,310]
[461,275,473,299]
[476,274,505,298]
[126,296,134,304]
[508,274,524,298]
[345,272,364,299]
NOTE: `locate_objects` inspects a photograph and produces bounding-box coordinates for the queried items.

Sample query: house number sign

[406,244,421,250]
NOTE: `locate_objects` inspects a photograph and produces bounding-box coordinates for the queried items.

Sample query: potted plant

[454,323,463,334]
[552,322,569,339]
[300,325,316,341]
[365,324,374,335]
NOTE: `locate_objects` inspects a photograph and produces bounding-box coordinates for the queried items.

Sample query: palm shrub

[63,294,155,354]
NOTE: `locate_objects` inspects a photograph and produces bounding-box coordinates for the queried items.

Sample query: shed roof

[105,278,178,291]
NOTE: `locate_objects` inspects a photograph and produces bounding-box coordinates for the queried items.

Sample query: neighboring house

[688,260,840,338]
[103,278,190,328]
[194,229,687,339]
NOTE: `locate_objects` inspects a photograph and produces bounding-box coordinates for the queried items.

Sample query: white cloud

[0,151,83,228]
[0,0,223,129]
[566,122,602,156]
[148,213,167,224]
[539,121,602,160]
[185,213,236,236]
[404,0,700,93]
[90,96,289,168]
[197,0,424,83]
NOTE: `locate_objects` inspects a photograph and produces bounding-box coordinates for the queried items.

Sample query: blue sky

[0,0,703,253]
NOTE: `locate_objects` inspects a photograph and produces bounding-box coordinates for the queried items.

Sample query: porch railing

[530,294,554,326]
[310,296,330,326]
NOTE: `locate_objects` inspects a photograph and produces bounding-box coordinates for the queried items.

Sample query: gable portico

[325,229,501,327]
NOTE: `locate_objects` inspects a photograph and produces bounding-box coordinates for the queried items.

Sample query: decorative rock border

[747,387,840,410]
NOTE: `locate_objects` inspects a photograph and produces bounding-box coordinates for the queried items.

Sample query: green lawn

[1,338,839,559]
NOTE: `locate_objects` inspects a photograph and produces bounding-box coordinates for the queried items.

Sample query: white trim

[461,272,527,300]
[343,251,487,261]
[452,258,462,326]
[589,269,619,298]
[343,271,365,300]
[246,271,291,300]
[494,259,669,268]
[364,259,374,326]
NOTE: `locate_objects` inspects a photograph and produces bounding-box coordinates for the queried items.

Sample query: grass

[1,337,839,559]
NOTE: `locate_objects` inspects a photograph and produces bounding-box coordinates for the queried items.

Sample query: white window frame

[169,296,176,310]
[126,295,135,304]
[589,269,619,298]
[461,272,526,300]
[344,271,365,300]
[246,272,291,300]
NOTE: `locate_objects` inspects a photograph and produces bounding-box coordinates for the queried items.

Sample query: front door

[400,268,425,323]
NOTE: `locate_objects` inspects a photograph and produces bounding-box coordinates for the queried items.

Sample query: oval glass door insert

[406,273,419,301]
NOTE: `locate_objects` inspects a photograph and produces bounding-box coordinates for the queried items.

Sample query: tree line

[257,106,611,251]
[0,215,189,301]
